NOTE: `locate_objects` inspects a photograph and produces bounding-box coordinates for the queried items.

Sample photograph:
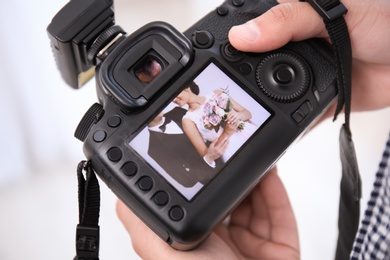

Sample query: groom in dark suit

[147,106,222,188]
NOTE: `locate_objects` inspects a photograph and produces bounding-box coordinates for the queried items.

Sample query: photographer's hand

[229,0,390,116]
[117,1,390,259]
[117,168,300,260]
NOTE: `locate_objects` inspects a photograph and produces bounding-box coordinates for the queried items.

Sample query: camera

[48,0,337,250]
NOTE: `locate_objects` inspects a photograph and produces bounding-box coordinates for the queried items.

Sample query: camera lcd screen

[130,62,271,200]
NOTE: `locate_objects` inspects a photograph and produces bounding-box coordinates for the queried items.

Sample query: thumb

[228,2,327,52]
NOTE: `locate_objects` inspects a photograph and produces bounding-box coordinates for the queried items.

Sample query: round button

[274,65,294,84]
[154,191,169,206]
[225,44,239,56]
[107,116,122,128]
[222,43,244,61]
[107,147,122,162]
[138,176,153,191]
[93,130,106,143]
[217,5,229,16]
[233,0,245,6]
[239,63,253,74]
[169,206,184,221]
[122,162,138,177]
[193,31,214,49]
[196,32,210,45]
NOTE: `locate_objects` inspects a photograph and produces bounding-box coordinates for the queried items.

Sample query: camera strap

[301,0,361,259]
[74,160,100,260]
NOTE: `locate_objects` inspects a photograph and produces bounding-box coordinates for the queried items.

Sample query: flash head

[47,0,122,88]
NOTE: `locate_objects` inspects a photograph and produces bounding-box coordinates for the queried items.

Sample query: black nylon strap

[325,16,352,127]
[301,1,361,259]
[75,160,101,260]
[324,13,362,260]
[338,125,361,260]
[301,0,351,125]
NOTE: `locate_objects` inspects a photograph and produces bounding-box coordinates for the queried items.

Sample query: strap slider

[75,224,100,259]
[305,0,347,21]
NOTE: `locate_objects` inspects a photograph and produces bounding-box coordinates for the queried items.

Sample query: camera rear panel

[79,0,337,250]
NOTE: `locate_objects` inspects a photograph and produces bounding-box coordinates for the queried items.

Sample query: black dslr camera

[48,0,337,250]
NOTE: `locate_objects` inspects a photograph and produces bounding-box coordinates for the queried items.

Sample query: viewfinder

[134,56,163,84]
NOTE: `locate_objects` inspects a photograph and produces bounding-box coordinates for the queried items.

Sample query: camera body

[48,0,337,250]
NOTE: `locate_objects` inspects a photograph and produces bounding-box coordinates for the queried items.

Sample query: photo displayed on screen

[130,62,271,200]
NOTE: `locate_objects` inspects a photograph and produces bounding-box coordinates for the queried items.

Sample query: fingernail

[231,21,260,43]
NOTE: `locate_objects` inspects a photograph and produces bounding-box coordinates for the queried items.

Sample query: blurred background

[0,0,389,259]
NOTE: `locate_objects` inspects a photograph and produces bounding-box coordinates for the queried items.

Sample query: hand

[116,1,390,259]
[117,168,300,260]
[225,120,240,134]
[204,137,229,163]
[229,0,390,118]
[226,110,240,126]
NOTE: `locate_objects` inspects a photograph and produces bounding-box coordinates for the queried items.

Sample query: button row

[107,151,184,221]
[137,176,184,221]
[137,176,184,220]
[101,115,184,221]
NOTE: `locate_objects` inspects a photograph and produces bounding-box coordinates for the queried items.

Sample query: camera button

[292,101,313,123]
[275,65,294,85]
[193,31,214,49]
[217,5,229,16]
[169,206,184,221]
[223,43,244,61]
[107,147,122,162]
[154,191,169,206]
[233,0,245,7]
[138,176,154,191]
[239,63,253,74]
[93,130,107,143]
[107,116,122,128]
[122,162,138,177]
[226,44,238,56]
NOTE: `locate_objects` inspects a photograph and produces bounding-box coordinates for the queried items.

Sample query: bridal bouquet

[202,92,244,132]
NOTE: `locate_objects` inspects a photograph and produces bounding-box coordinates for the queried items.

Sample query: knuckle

[268,3,294,24]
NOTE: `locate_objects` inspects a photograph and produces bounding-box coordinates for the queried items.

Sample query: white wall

[0,0,389,259]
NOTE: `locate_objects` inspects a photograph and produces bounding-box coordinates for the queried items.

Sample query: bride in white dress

[173,82,256,165]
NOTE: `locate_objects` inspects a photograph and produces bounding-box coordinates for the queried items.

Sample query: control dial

[256,51,311,102]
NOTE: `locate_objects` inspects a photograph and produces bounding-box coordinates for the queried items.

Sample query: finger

[228,119,238,126]
[229,169,299,258]
[252,169,299,249]
[227,113,239,125]
[229,169,275,235]
[229,196,253,229]
[228,2,327,52]
[350,61,390,111]
[116,200,183,259]
[116,200,238,259]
